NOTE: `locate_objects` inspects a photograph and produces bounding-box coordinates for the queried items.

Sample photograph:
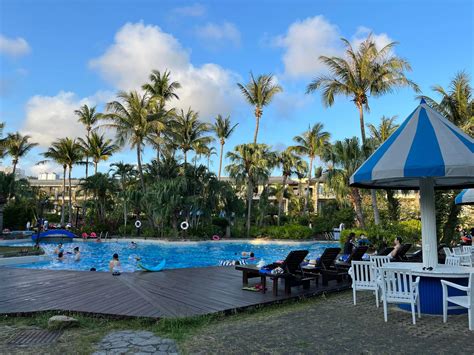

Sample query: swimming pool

[4,240,339,272]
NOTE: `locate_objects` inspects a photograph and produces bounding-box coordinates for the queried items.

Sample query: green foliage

[250,224,314,240]
[3,200,35,230]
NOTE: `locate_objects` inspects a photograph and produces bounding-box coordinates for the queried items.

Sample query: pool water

[6,240,339,272]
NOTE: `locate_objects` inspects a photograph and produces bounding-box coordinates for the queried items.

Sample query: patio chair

[303,248,343,286]
[336,246,369,269]
[381,268,421,325]
[441,273,474,330]
[392,243,412,262]
[349,260,379,307]
[452,247,472,266]
[445,256,461,266]
[378,247,394,256]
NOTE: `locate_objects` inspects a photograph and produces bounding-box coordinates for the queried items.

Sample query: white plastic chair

[452,247,472,266]
[445,256,461,266]
[369,255,391,269]
[462,246,474,254]
[441,273,474,331]
[349,261,379,307]
[381,268,421,324]
[444,247,454,257]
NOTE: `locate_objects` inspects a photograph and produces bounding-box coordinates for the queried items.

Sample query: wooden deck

[0,266,350,319]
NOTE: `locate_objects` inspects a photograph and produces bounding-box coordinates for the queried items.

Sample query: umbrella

[350,99,474,267]
[455,189,474,205]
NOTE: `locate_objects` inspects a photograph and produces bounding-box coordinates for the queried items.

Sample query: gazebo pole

[419,178,438,268]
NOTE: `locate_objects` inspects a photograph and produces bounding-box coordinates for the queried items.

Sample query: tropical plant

[104,90,155,191]
[276,148,307,225]
[212,114,238,178]
[110,161,136,229]
[80,173,116,223]
[226,143,277,237]
[0,172,14,231]
[307,35,419,224]
[323,137,366,228]
[291,123,330,213]
[78,132,119,174]
[171,108,212,164]
[237,73,282,143]
[75,105,102,179]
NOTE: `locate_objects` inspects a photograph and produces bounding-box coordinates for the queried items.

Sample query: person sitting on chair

[343,233,356,255]
[390,237,403,260]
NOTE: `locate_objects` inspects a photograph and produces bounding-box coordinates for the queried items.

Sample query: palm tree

[142,70,181,162]
[212,114,238,179]
[4,132,38,177]
[237,73,282,143]
[4,132,38,198]
[0,172,14,231]
[324,137,366,228]
[171,108,213,164]
[291,123,330,213]
[307,36,419,225]
[75,105,102,180]
[80,173,116,223]
[79,132,119,174]
[110,162,136,229]
[226,143,277,237]
[104,91,156,191]
[276,148,307,225]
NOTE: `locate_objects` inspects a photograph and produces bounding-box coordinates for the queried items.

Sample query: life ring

[212,235,220,241]
[180,221,189,230]
[135,220,142,229]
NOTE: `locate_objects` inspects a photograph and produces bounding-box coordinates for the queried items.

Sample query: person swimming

[130,241,137,249]
[109,253,121,275]
[57,251,64,261]
[241,251,255,259]
[54,243,64,255]
[73,247,81,261]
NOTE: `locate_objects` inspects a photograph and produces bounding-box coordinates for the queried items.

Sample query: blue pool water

[5,240,339,272]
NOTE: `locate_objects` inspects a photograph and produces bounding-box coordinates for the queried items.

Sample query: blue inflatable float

[31,229,77,241]
[138,260,166,272]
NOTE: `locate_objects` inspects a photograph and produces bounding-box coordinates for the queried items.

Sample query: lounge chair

[392,243,412,262]
[303,247,346,286]
[336,246,369,269]
[378,247,394,256]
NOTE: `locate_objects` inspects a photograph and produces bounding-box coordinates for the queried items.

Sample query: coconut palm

[307,36,419,224]
[419,71,473,136]
[75,105,102,179]
[324,137,366,228]
[4,132,38,177]
[171,108,213,164]
[104,91,155,191]
[0,172,14,231]
[276,148,307,225]
[226,143,277,237]
[78,132,119,174]
[237,73,282,144]
[291,123,330,213]
[212,114,238,179]
[80,173,116,223]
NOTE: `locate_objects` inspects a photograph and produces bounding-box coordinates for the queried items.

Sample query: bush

[188,224,222,239]
[250,224,314,240]
[3,201,34,230]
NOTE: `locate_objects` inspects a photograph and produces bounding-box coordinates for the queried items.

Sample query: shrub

[250,224,314,240]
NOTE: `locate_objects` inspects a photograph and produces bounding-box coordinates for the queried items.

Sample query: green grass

[0,246,44,257]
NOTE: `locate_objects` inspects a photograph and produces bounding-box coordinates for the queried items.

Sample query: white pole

[419,178,438,268]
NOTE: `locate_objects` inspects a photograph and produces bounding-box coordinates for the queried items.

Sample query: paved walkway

[93,331,178,355]
[182,291,474,354]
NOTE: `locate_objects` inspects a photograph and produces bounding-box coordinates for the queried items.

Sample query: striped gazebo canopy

[455,189,474,205]
[350,99,474,190]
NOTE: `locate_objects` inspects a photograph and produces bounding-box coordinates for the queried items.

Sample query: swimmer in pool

[54,243,64,255]
[73,246,81,261]
[109,253,121,275]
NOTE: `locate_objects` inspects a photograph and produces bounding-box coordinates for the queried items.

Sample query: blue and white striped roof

[350,99,474,189]
[455,189,474,205]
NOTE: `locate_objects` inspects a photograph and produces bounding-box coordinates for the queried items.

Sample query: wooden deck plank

[0,266,350,318]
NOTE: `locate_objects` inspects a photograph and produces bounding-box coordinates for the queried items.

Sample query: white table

[382,262,473,314]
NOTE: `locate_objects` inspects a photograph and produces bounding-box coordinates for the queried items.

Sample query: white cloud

[196,22,241,48]
[0,34,31,57]
[29,161,63,176]
[89,22,241,119]
[172,3,206,17]
[351,26,393,53]
[274,16,342,78]
[21,91,107,148]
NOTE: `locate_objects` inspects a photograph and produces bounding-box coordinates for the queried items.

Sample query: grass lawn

[0,246,44,257]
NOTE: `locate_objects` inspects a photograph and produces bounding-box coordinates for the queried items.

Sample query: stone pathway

[93,330,179,355]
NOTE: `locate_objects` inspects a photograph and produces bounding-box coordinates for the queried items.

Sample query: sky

[0,0,473,177]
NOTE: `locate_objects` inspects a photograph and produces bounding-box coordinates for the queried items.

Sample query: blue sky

[0,0,473,177]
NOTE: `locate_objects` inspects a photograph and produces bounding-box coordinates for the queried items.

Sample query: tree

[171,108,212,164]
[291,123,330,213]
[4,132,38,198]
[307,35,419,225]
[276,148,307,225]
[421,72,474,244]
[75,105,102,180]
[0,172,14,231]
[80,173,116,223]
[104,91,155,192]
[226,143,276,237]
[237,73,282,143]
[110,162,136,230]
[212,114,238,179]
[367,116,400,221]
[142,69,181,161]
[324,137,366,228]
[79,132,119,174]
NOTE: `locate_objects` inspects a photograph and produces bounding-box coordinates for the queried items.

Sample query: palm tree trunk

[246,180,253,237]
[94,162,98,175]
[350,187,365,228]
[277,174,288,226]
[0,204,4,232]
[8,159,18,200]
[136,143,145,192]
[386,189,400,221]
[85,129,90,179]
[357,102,380,225]
[218,142,224,179]
[68,166,73,223]
[304,157,313,213]
[61,166,66,226]
[253,113,260,144]
[184,151,188,165]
